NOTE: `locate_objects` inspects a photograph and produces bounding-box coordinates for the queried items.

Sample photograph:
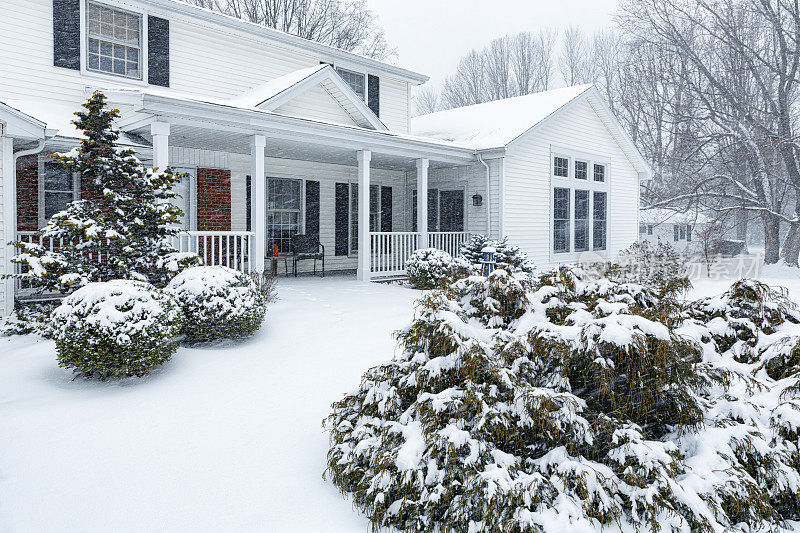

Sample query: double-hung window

[336,68,366,101]
[574,190,590,252]
[348,184,381,254]
[267,178,302,254]
[553,187,571,253]
[42,162,78,223]
[87,2,142,79]
[593,192,607,250]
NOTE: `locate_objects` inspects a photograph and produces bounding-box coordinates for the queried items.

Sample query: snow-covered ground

[1,267,799,532]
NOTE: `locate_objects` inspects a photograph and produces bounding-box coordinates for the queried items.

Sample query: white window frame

[38,157,80,229]
[172,167,197,232]
[80,0,149,85]
[266,176,305,255]
[335,66,367,102]
[349,182,393,257]
[549,147,611,259]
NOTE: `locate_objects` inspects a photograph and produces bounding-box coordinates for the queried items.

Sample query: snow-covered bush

[324,267,800,532]
[405,248,455,289]
[165,266,267,342]
[51,280,183,380]
[458,234,535,274]
[611,240,685,287]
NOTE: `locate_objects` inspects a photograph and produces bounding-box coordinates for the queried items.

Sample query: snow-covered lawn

[1,266,799,532]
[0,275,417,532]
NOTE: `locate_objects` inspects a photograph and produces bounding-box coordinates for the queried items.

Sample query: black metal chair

[290,234,325,277]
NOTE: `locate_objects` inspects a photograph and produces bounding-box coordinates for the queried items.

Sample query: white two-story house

[0,0,650,314]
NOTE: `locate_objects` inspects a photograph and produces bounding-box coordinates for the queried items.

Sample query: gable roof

[410,84,652,177]
[410,85,594,150]
[229,65,387,131]
[0,100,48,141]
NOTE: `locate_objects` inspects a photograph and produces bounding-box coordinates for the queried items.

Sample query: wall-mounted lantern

[472,193,483,207]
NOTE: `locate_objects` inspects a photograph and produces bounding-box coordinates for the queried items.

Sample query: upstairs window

[553,156,569,178]
[594,163,606,182]
[87,2,142,79]
[336,68,366,101]
[575,160,588,180]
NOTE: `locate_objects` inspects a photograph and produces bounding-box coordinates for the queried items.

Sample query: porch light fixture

[472,193,483,207]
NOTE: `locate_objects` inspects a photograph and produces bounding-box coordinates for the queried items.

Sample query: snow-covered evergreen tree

[10,91,199,294]
[324,267,800,532]
[458,234,534,274]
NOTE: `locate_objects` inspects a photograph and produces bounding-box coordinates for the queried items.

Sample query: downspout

[477,152,491,237]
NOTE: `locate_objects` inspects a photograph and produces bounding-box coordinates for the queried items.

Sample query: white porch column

[2,135,15,315]
[416,158,429,250]
[251,135,266,273]
[357,150,371,281]
[150,121,170,170]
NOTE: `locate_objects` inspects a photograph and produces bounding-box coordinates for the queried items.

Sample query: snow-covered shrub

[1,302,59,337]
[611,240,685,287]
[405,248,455,289]
[165,266,267,342]
[324,267,800,532]
[458,234,535,274]
[248,270,278,303]
[51,280,183,380]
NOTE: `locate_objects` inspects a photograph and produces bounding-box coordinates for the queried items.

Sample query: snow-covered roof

[228,65,327,108]
[640,207,713,225]
[410,84,594,150]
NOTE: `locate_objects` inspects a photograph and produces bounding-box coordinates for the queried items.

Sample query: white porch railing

[427,231,471,258]
[15,230,255,276]
[173,231,255,273]
[369,232,419,277]
[369,231,470,277]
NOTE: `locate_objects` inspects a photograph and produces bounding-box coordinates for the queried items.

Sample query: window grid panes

[594,163,606,182]
[575,160,588,180]
[553,187,570,253]
[593,192,607,251]
[336,68,366,101]
[43,163,76,221]
[349,184,359,254]
[267,178,302,254]
[554,156,569,178]
[87,2,141,78]
[574,190,589,252]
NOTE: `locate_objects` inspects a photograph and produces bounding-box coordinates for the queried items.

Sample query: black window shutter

[53,0,81,70]
[148,16,170,87]
[368,74,380,117]
[380,186,392,232]
[305,180,320,240]
[246,175,252,232]
[335,183,349,255]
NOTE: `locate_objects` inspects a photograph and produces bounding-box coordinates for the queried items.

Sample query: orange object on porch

[273,245,279,257]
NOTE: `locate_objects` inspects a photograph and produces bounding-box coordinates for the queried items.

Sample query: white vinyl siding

[272,84,361,127]
[0,0,413,133]
[502,96,641,267]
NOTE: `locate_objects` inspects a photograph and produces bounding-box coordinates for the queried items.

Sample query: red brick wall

[197,168,231,231]
[16,155,38,231]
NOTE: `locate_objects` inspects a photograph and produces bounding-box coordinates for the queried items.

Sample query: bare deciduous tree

[181,0,393,60]
[412,85,441,116]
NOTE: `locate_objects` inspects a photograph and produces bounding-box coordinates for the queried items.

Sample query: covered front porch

[112,91,489,280]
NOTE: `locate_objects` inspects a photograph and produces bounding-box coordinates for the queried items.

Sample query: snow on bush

[405,248,455,289]
[165,266,267,342]
[611,240,685,287]
[51,280,183,380]
[458,234,535,274]
[324,267,800,532]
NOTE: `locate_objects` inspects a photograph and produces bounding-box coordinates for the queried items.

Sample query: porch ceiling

[131,123,459,172]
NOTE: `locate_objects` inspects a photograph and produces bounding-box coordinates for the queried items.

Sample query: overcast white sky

[370,0,620,88]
